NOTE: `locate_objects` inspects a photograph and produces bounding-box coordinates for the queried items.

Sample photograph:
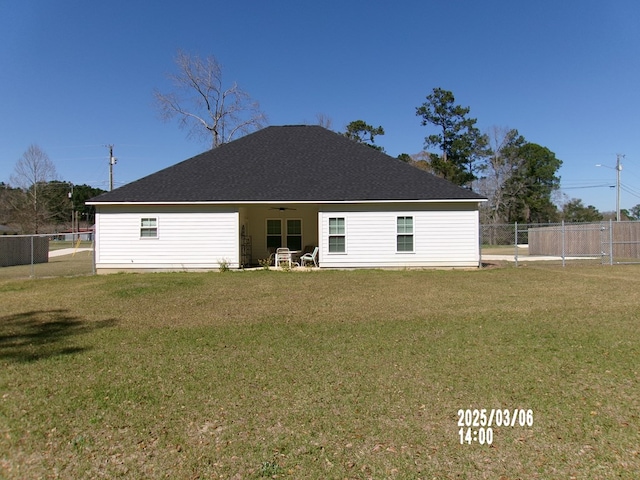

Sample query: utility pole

[616,153,624,222]
[596,154,625,221]
[107,144,117,191]
[68,183,74,237]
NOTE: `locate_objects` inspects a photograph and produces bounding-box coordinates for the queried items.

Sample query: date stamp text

[457,408,534,445]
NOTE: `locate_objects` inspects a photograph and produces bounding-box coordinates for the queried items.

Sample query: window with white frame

[396,216,413,252]
[328,217,345,253]
[140,217,158,238]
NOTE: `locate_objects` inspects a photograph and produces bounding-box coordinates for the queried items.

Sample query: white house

[87,125,486,273]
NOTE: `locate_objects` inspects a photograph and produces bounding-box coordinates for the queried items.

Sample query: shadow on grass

[0,309,118,363]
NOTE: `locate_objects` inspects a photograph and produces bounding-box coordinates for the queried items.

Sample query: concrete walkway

[49,248,93,258]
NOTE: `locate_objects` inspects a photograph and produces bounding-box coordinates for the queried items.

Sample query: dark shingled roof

[89,125,486,203]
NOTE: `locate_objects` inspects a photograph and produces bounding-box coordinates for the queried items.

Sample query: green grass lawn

[481,244,529,255]
[1,267,639,479]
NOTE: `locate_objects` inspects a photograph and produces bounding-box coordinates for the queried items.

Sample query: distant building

[0,224,19,235]
[54,228,94,242]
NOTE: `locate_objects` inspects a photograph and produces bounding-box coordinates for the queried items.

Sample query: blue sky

[2,0,639,212]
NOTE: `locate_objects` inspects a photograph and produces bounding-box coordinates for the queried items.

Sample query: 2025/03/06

[458,408,534,445]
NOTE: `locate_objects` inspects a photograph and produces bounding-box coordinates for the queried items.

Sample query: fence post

[514,222,519,267]
[561,220,566,267]
[609,219,614,265]
[92,238,96,275]
[30,235,35,278]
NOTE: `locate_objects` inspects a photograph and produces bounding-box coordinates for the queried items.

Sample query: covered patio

[239,204,319,267]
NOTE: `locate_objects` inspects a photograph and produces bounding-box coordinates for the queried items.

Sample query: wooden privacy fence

[0,236,49,267]
[528,221,640,259]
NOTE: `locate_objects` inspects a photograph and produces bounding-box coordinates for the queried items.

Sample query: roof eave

[87,198,487,206]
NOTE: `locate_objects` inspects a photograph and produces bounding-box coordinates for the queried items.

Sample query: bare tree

[155,51,267,149]
[477,127,562,224]
[403,151,435,173]
[10,144,58,233]
[475,127,525,224]
[315,113,333,130]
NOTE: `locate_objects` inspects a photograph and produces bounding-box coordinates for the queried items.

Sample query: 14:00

[459,427,493,445]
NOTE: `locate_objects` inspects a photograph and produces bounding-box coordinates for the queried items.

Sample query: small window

[328,217,345,253]
[141,218,158,238]
[397,216,413,252]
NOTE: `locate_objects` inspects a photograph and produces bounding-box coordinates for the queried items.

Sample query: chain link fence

[0,233,95,280]
[2,222,639,279]
[481,220,640,266]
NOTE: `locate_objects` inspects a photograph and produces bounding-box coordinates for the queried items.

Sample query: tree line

[342,90,613,225]
[1,145,105,234]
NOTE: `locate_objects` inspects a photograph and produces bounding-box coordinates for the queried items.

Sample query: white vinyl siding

[95,206,239,271]
[320,205,480,268]
[93,201,481,272]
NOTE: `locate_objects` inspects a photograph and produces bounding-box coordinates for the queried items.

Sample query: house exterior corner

[93,205,240,273]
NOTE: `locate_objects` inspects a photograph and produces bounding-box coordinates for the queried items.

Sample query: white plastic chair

[275,247,292,268]
[299,246,319,267]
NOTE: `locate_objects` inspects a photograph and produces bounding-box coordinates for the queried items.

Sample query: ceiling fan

[269,206,297,211]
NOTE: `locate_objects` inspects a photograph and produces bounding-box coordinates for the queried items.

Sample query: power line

[562,184,614,190]
[621,184,640,199]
